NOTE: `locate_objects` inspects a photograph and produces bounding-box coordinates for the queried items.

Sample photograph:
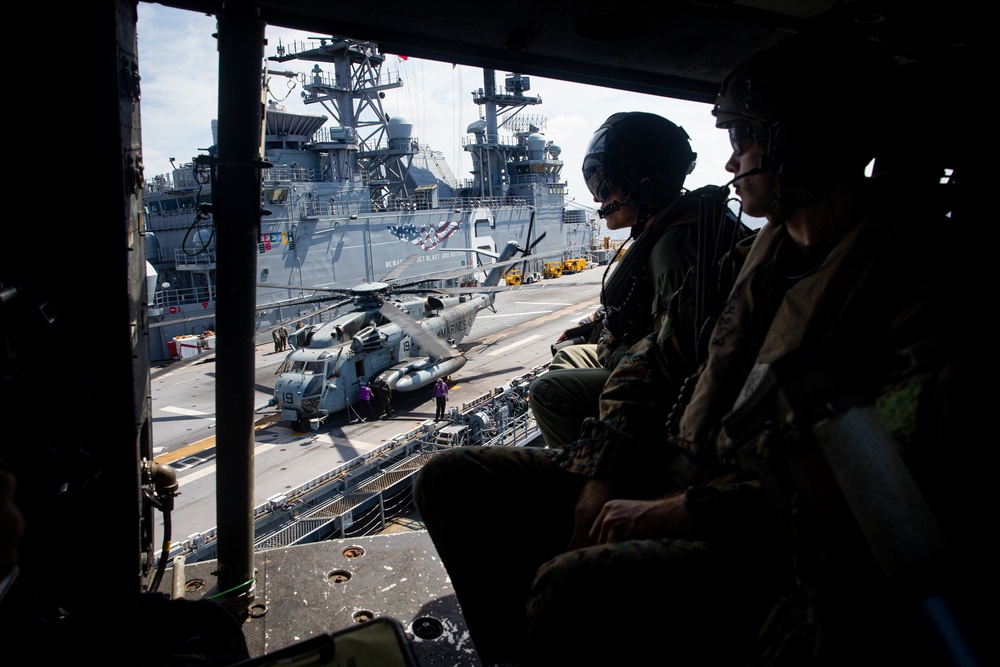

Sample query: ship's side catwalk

[142,37,593,361]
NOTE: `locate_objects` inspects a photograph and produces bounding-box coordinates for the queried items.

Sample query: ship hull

[146,193,590,361]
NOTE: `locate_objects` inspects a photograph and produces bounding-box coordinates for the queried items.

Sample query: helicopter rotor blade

[379,253,421,283]
[377,303,456,359]
[256,281,355,296]
[256,239,564,299]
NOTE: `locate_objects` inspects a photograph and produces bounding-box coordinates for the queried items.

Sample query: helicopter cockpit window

[304,361,325,375]
[290,360,306,373]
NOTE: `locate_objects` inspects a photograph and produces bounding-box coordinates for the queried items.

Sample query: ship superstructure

[142,36,592,361]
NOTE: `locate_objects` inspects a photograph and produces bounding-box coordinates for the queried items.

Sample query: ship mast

[268,37,417,204]
[466,71,545,199]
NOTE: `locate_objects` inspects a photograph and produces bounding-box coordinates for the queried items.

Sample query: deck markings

[174,443,278,486]
[161,406,215,418]
[478,310,552,318]
[487,334,543,356]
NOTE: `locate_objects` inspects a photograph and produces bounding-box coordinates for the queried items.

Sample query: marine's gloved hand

[555,316,601,345]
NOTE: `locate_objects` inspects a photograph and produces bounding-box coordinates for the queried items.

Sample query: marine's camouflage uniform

[549,227,756,495]
[415,444,787,667]
[673,176,971,664]
[417,209,774,666]
[416,174,977,665]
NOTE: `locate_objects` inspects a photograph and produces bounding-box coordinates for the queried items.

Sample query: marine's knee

[415,449,471,505]
[529,550,603,610]
[528,373,567,410]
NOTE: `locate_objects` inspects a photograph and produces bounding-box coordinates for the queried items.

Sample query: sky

[136,4,756,236]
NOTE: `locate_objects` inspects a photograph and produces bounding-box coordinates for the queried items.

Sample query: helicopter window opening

[290,360,307,373]
[355,359,365,378]
[304,361,325,375]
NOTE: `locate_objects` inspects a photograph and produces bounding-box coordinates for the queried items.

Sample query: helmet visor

[582,124,617,201]
[728,123,755,154]
[726,122,769,155]
[583,158,613,201]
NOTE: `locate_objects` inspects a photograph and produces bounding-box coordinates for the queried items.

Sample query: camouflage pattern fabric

[676,176,978,665]
[552,228,756,495]
[414,444,789,666]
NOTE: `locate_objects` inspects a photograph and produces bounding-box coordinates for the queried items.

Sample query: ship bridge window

[264,187,289,203]
[178,195,196,209]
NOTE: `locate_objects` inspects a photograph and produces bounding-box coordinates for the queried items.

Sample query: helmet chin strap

[598,191,639,219]
[596,200,622,218]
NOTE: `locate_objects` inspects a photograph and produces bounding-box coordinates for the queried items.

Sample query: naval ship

[142,36,593,361]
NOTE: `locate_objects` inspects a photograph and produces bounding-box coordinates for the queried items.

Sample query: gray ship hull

[146,193,591,360]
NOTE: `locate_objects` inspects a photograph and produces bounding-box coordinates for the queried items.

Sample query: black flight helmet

[712,30,898,216]
[582,112,697,224]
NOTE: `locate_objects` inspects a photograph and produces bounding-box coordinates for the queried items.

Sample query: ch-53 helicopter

[267,238,546,431]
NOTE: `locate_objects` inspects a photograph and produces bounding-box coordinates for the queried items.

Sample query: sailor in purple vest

[433,378,449,420]
[358,381,374,420]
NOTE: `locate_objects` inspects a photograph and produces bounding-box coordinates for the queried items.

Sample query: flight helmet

[582,112,697,223]
[712,30,898,215]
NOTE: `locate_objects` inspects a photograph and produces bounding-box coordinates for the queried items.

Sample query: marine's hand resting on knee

[567,478,617,550]
[588,494,694,545]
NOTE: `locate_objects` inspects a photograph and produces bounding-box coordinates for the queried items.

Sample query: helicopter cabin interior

[0,0,970,664]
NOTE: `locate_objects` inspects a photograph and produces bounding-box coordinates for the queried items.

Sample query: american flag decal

[387,220,461,250]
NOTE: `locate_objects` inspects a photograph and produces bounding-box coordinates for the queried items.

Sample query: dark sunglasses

[727,124,756,155]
